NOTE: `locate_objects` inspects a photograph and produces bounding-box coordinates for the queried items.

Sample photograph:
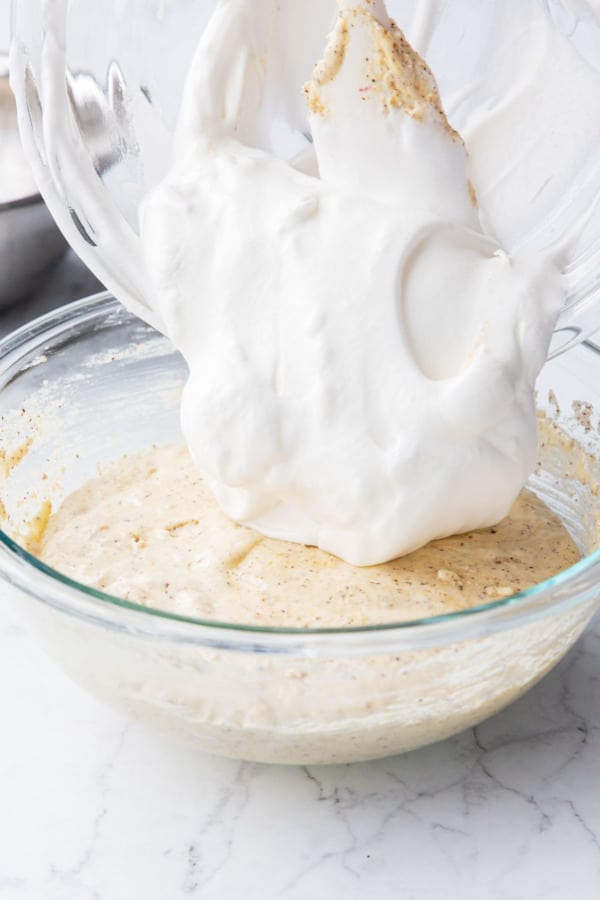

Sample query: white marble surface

[1,593,600,900]
[1,258,600,899]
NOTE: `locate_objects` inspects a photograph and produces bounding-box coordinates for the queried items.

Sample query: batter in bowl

[36,443,580,628]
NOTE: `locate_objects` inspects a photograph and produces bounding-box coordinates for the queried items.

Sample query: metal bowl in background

[0,57,67,309]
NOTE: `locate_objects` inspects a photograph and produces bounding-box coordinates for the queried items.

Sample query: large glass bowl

[0,293,599,765]
[9,0,600,351]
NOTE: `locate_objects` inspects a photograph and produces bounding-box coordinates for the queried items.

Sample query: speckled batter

[37,443,581,627]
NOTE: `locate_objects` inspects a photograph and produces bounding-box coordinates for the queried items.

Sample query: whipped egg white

[139,0,563,567]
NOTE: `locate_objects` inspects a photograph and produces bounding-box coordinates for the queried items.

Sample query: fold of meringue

[140,0,563,566]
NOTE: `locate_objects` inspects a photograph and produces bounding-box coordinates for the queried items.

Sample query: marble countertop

[1,255,600,900]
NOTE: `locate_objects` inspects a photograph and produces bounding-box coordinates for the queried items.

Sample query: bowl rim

[0,291,599,653]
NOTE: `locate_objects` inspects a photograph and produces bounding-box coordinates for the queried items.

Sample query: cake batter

[37,443,581,628]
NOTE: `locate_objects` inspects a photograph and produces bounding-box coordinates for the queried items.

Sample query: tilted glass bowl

[0,293,599,765]
[9,0,600,352]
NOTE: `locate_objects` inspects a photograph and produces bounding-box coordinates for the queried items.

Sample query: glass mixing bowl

[0,293,599,765]
[9,0,600,352]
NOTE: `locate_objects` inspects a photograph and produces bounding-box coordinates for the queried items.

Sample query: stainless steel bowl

[0,58,67,308]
